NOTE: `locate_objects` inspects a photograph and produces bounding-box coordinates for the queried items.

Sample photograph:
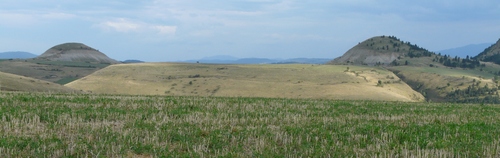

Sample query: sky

[1,0,500,62]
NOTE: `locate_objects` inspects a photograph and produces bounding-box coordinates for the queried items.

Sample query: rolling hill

[0,71,79,93]
[329,36,432,65]
[0,43,117,85]
[36,43,119,64]
[329,35,500,103]
[66,63,424,102]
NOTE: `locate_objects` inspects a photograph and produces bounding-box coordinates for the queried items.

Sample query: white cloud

[3,0,500,61]
[0,12,36,26]
[0,11,76,27]
[153,25,177,35]
[98,18,140,32]
[96,18,176,35]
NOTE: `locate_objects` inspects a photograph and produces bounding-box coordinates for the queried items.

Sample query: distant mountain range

[0,51,37,59]
[122,59,145,63]
[436,43,493,58]
[182,55,331,64]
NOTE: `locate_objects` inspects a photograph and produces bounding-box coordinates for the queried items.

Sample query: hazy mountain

[0,51,37,59]
[183,56,330,64]
[200,55,239,61]
[437,43,492,58]
[122,59,145,63]
[234,58,280,64]
[275,58,331,64]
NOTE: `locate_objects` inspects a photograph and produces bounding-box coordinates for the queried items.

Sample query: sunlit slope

[0,71,79,93]
[66,63,424,101]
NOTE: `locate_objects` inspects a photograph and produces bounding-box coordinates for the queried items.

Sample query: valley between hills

[2,35,500,103]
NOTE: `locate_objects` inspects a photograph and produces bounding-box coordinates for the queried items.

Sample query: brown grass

[0,71,79,93]
[66,63,424,102]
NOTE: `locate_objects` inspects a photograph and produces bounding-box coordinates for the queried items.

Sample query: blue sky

[1,0,499,61]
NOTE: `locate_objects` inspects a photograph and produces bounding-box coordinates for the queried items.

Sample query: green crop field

[1,92,500,157]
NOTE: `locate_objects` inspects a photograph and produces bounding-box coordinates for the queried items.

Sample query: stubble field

[1,92,500,157]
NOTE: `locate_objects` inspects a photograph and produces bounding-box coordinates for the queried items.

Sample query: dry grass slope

[0,71,79,93]
[66,63,424,102]
[390,65,498,101]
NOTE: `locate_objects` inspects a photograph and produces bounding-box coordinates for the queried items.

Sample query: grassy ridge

[66,63,424,102]
[1,93,499,157]
[0,71,79,93]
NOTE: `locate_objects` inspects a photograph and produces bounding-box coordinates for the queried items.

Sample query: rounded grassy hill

[37,43,119,64]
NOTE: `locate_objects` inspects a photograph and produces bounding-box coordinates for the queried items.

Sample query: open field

[1,92,500,157]
[66,63,424,102]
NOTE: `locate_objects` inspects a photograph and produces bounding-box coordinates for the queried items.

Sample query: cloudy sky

[1,0,499,61]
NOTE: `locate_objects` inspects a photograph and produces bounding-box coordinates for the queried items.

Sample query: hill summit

[474,38,500,64]
[37,43,119,64]
[329,36,432,65]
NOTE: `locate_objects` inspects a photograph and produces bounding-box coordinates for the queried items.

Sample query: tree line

[433,54,483,69]
[446,80,500,103]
